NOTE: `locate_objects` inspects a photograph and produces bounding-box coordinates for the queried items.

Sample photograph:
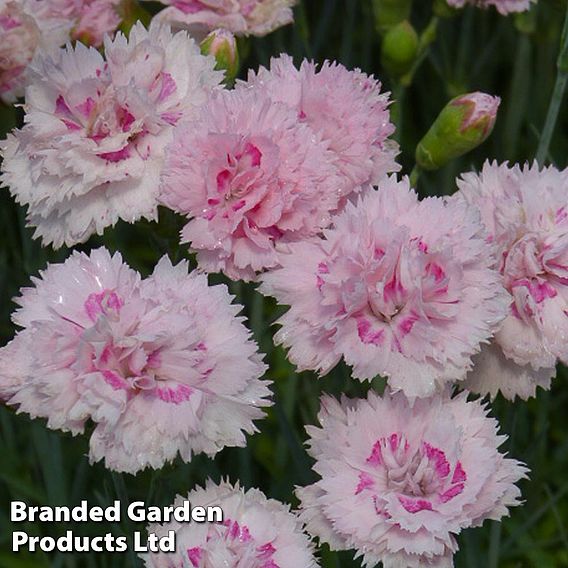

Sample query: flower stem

[409,165,421,188]
[488,520,502,568]
[536,4,568,165]
[400,17,439,87]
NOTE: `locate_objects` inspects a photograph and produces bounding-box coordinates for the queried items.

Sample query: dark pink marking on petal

[399,313,419,337]
[242,142,262,167]
[399,495,433,513]
[440,483,465,503]
[232,199,246,211]
[102,370,129,391]
[216,169,232,194]
[355,472,374,495]
[76,97,95,118]
[367,440,383,466]
[426,262,445,283]
[97,147,131,162]
[423,443,450,478]
[357,318,384,345]
[156,384,193,404]
[55,95,73,116]
[161,110,182,125]
[451,462,467,484]
[187,547,202,567]
[158,73,177,102]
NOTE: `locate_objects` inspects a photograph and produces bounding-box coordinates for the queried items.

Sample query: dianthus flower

[447,0,535,15]
[260,176,508,398]
[0,248,270,474]
[153,0,297,39]
[457,161,568,399]
[0,0,69,103]
[297,391,527,568]
[1,22,222,248]
[243,54,399,197]
[160,87,343,281]
[46,0,122,47]
[142,479,319,568]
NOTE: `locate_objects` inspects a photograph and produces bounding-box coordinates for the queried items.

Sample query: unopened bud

[372,0,412,34]
[200,29,239,85]
[381,20,419,78]
[416,92,500,170]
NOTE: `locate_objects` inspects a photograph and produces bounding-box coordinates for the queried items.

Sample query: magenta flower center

[502,230,566,321]
[318,233,460,350]
[80,289,208,404]
[186,518,279,568]
[356,433,467,515]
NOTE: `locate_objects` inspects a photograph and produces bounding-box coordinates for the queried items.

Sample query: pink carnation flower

[297,391,528,568]
[457,161,568,400]
[260,176,508,398]
[153,0,297,39]
[47,0,122,47]
[160,87,343,281]
[243,54,399,197]
[0,248,270,474]
[142,479,319,568]
[0,0,70,103]
[447,0,535,15]
[1,22,222,248]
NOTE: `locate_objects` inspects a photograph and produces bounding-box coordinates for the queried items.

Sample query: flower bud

[200,29,239,85]
[372,0,412,34]
[381,20,419,78]
[416,92,500,170]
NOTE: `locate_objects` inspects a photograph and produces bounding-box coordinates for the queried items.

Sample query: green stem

[536,4,568,165]
[401,17,439,87]
[488,521,502,568]
[409,165,421,188]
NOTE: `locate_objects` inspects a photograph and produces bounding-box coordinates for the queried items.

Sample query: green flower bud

[381,21,419,78]
[372,0,412,34]
[416,92,500,170]
[200,29,239,85]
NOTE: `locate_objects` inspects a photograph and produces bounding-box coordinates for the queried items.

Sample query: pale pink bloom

[297,391,527,568]
[447,0,535,15]
[160,87,343,281]
[153,0,297,39]
[260,176,508,398]
[142,479,319,568]
[46,0,122,47]
[1,248,270,474]
[0,0,70,103]
[1,22,222,248]
[457,161,568,399]
[243,54,399,196]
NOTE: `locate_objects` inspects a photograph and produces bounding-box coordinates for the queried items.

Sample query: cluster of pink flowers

[1,22,222,247]
[152,0,298,39]
[447,0,536,14]
[0,5,559,567]
[0,248,270,473]
[142,480,319,567]
[297,392,527,568]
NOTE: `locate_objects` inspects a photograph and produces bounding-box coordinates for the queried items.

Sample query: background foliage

[1,1,568,566]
